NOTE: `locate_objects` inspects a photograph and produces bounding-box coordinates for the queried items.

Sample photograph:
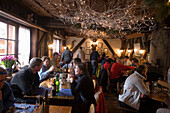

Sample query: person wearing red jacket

[109,61,134,94]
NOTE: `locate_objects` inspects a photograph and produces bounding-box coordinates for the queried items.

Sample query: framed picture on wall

[103,48,108,54]
[98,42,103,48]
[86,49,91,55]
[86,42,91,48]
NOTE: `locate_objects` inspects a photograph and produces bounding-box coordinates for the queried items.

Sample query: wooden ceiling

[2,0,155,38]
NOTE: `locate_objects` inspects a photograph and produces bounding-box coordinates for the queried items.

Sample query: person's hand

[0,90,2,100]
[69,75,75,83]
[49,65,55,72]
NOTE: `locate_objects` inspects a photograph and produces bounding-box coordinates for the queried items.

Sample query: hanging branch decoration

[35,0,157,38]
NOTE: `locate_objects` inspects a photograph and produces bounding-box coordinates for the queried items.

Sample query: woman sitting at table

[119,65,150,112]
[39,56,55,82]
[69,62,96,113]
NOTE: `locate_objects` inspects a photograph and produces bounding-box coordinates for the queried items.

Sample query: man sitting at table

[0,67,15,113]
[39,56,55,82]
[10,57,43,98]
[119,65,150,112]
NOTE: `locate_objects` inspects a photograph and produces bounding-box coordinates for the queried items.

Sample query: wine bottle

[56,74,60,93]
[52,79,56,96]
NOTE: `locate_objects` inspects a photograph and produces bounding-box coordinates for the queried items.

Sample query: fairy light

[35,0,157,38]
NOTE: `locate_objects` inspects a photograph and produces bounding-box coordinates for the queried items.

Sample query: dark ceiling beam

[0,9,48,32]
[102,39,115,55]
[72,38,86,53]
[125,33,145,39]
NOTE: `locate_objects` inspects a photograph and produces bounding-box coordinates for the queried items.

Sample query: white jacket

[119,71,150,110]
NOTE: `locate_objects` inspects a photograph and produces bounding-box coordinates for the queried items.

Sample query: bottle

[168,67,170,84]
[43,90,49,113]
[52,79,56,96]
[56,74,60,93]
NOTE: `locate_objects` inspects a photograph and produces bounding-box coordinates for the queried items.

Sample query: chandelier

[35,0,157,38]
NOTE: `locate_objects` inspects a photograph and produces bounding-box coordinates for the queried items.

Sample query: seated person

[39,56,55,82]
[69,63,96,113]
[0,67,15,113]
[103,58,113,71]
[123,56,132,66]
[10,57,43,98]
[131,58,139,67]
[119,65,150,111]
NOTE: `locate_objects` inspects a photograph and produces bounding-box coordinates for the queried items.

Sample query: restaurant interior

[0,0,170,113]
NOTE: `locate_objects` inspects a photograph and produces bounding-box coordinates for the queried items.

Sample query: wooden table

[24,79,74,106]
[14,103,72,113]
[36,105,72,113]
[158,80,170,89]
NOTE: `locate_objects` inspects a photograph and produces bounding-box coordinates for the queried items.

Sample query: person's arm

[39,66,54,81]
[70,77,84,96]
[135,79,150,97]
[120,63,134,71]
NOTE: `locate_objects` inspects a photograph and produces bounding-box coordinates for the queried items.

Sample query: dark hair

[134,59,138,63]
[106,58,113,64]
[136,65,146,75]
[80,47,82,49]
[41,56,50,62]
[0,67,7,76]
[76,63,88,75]
[29,57,42,68]
[143,62,151,66]
[53,52,59,56]
[74,58,81,65]
[125,56,129,59]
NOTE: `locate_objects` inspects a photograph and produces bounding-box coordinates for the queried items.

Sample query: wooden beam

[102,39,115,55]
[125,33,145,39]
[72,38,86,54]
[0,9,49,32]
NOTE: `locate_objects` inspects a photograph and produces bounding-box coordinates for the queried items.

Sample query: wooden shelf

[158,80,170,89]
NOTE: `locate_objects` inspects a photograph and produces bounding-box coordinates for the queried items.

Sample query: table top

[14,103,72,113]
[158,80,170,89]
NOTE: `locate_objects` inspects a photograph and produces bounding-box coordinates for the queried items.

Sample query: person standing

[0,67,15,113]
[77,47,85,62]
[10,57,43,97]
[90,47,100,76]
[69,63,96,113]
[61,47,73,70]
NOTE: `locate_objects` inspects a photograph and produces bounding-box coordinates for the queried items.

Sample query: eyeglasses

[0,72,6,75]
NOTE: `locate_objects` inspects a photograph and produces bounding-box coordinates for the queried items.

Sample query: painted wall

[150,29,170,75]
[66,37,121,60]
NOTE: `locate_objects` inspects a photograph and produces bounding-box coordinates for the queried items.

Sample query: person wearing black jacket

[10,57,42,98]
[70,63,96,113]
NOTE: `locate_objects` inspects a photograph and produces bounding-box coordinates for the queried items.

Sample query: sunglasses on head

[0,71,6,75]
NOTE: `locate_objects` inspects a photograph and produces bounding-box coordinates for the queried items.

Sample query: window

[53,39,60,53]
[18,26,30,67]
[0,21,16,62]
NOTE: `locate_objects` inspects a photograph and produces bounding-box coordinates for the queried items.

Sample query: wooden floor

[104,92,121,113]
